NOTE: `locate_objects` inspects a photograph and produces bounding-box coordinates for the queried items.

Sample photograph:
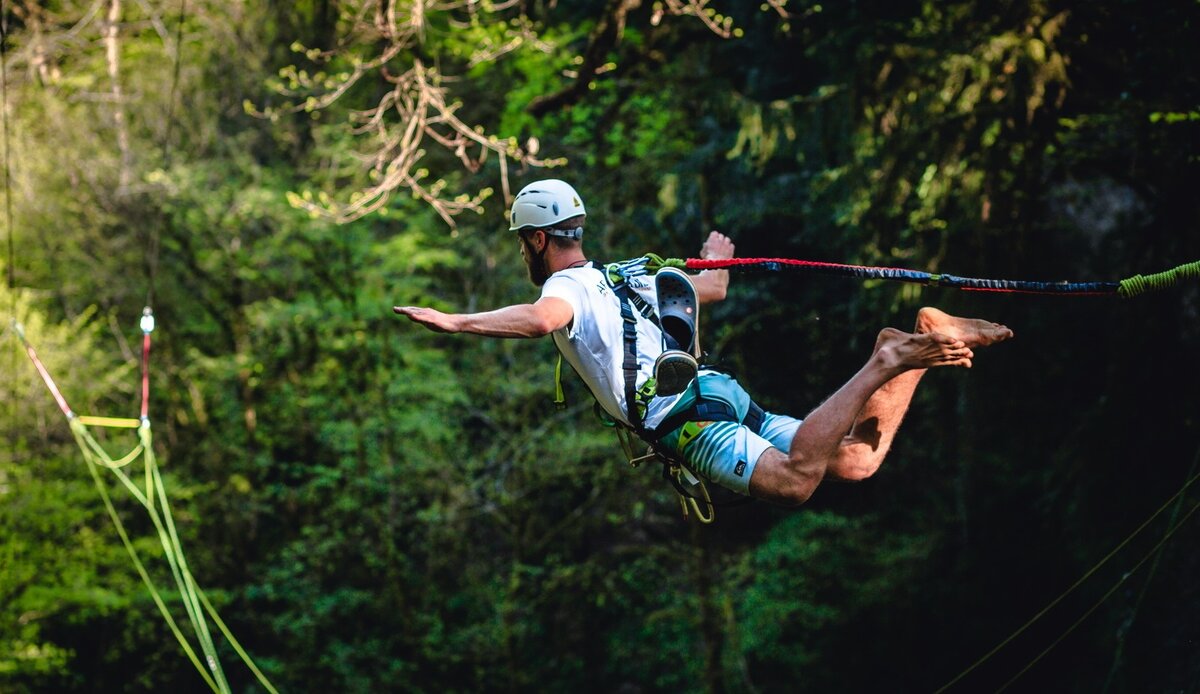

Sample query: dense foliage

[2,1,1198,691]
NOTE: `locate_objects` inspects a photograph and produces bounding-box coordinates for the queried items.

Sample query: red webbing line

[686,257,914,273]
[22,340,73,417]
[140,331,151,420]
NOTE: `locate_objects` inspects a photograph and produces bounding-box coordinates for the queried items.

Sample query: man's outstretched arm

[691,231,734,304]
[394,297,573,338]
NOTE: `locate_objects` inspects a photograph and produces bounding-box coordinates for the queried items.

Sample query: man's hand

[693,231,734,304]
[393,306,462,333]
[700,231,734,260]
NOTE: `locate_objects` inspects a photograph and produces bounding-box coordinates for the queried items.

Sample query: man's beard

[523,240,550,286]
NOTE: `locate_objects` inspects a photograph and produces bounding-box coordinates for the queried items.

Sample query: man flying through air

[395,180,1013,505]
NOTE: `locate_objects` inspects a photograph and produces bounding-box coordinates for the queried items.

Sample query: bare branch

[265,1,567,227]
[265,0,758,227]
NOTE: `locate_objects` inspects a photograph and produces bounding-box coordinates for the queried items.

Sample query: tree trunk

[103,0,133,191]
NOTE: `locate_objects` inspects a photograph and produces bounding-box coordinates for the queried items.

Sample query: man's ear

[531,229,547,252]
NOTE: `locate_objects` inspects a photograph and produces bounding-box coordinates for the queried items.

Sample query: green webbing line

[196,588,281,694]
[17,325,276,691]
[1101,445,1200,692]
[73,425,144,470]
[146,429,231,692]
[73,419,231,692]
[68,416,281,693]
[70,424,221,694]
[138,422,229,690]
[996,500,1200,693]
[93,441,144,469]
[73,423,148,505]
[1116,259,1200,297]
[935,455,1200,693]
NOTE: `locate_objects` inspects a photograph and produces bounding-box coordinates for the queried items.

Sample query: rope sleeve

[1119,259,1200,298]
[141,331,151,419]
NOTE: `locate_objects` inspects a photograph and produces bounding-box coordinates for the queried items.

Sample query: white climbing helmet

[508,179,586,238]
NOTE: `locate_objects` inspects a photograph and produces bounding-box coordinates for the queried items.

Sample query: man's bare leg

[828,307,1013,480]
[747,308,1012,504]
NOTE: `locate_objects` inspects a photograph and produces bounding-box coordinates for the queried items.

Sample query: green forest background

[1,1,1198,691]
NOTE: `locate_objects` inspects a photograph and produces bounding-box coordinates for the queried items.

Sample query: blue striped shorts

[656,372,802,495]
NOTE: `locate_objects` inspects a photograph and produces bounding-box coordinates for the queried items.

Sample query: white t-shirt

[540,262,683,430]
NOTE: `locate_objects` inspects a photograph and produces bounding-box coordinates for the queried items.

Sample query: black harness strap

[606,260,767,440]
[613,281,646,434]
[602,258,759,513]
[744,399,766,434]
[650,396,766,442]
[626,289,661,329]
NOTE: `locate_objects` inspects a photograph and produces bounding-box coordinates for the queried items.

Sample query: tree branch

[526,0,642,118]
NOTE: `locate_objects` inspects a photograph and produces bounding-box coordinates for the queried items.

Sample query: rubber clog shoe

[655,267,700,356]
[655,350,698,396]
[654,267,700,395]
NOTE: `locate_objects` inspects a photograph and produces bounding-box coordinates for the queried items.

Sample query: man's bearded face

[520,233,550,287]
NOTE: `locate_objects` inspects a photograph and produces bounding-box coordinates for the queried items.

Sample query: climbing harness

[12,314,278,694]
[604,257,716,521]
[555,256,764,523]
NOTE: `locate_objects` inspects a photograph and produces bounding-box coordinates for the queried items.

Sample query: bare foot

[915,307,1013,348]
[874,327,974,372]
